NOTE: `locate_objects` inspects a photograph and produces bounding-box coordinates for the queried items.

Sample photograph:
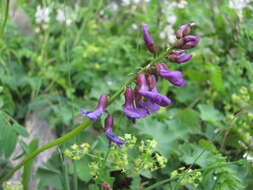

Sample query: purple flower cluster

[80,22,200,148]
[167,23,200,63]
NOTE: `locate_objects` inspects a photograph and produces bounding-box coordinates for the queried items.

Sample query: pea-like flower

[181,35,200,49]
[156,63,185,87]
[80,94,108,121]
[122,88,147,123]
[167,50,192,63]
[135,91,160,114]
[137,74,172,107]
[176,23,196,39]
[141,24,156,53]
[104,114,124,148]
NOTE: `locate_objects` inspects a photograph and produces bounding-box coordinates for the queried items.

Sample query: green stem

[0,0,9,35]
[0,49,170,184]
[0,119,92,184]
[73,161,78,190]
[63,160,71,190]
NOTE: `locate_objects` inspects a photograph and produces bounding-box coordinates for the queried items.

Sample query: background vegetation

[0,0,253,189]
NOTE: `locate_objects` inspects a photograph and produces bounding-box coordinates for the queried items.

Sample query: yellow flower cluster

[64,143,90,160]
[170,168,202,187]
[231,86,250,107]
[108,144,128,171]
[89,162,100,177]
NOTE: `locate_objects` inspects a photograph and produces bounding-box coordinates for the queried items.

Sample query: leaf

[12,123,29,137]
[73,157,92,182]
[206,63,225,93]
[0,111,17,158]
[37,168,63,190]
[137,109,200,157]
[198,104,223,123]
[198,139,218,154]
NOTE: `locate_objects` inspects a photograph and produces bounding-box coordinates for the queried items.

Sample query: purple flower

[80,94,108,121]
[122,88,147,123]
[135,92,160,114]
[104,114,124,148]
[137,74,172,107]
[176,23,196,39]
[167,50,192,63]
[141,24,156,53]
[182,35,200,49]
[156,63,185,87]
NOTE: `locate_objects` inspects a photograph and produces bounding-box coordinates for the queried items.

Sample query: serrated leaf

[198,104,223,123]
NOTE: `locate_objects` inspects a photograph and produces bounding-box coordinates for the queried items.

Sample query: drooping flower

[80,94,108,121]
[176,23,196,39]
[141,24,157,53]
[137,74,172,107]
[135,91,160,114]
[156,63,185,86]
[181,35,200,49]
[122,88,147,123]
[167,49,192,63]
[104,114,124,148]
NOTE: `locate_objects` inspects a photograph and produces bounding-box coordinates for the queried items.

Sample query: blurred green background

[0,0,253,189]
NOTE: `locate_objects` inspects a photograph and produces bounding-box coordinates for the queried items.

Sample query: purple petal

[80,108,104,121]
[159,69,185,86]
[123,106,147,118]
[184,35,200,42]
[182,35,200,49]
[172,49,185,55]
[141,24,154,46]
[138,89,172,107]
[176,54,192,63]
[176,23,196,39]
[105,131,124,149]
[140,100,160,114]
[176,24,191,39]
[141,24,156,53]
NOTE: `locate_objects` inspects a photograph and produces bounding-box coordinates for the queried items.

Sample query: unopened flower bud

[176,23,196,39]
[141,24,157,53]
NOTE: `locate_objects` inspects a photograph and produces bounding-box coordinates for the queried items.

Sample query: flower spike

[104,114,124,148]
[80,94,108,121]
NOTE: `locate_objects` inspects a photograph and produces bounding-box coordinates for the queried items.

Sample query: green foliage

[0,0,253,189]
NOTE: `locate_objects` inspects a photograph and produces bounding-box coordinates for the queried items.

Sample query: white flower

[177,1,188,8]
[229,0,252,10]
[160,25,176,44]
[167,15,177,25]
[132,23,138,30]
[35,5,50,24]
[109,2,119,12]
[56,9,66,23]
[133,0,141,4]
[66,19,72,26]
[122,0,131,6]
[56,9,73,26]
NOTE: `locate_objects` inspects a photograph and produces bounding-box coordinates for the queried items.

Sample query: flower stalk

[0,46,170,184]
